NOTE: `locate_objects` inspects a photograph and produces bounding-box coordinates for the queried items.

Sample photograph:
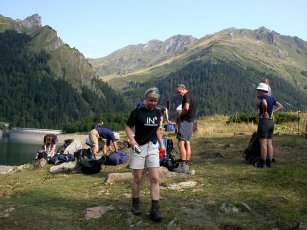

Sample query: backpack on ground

[48,138,82,164]
[57,138,83,155]
[48,153,75,165]
[74,149,102,174]
[244,132,276,166]
[159,136,179,171]
[107,150,129,166]
[56,139,74,154]
[244,132,261,164]
[164,124,175,132]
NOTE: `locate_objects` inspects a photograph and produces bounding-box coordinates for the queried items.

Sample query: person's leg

[185,141,191,160]
[89,130,99,155]
[180,141,191,173]
[181,121,193,172]
[267,139,273,158]
[148,167,160,200]
[91,145,99,155]
[148,167,163,222]
[102,142,107,155]
[174,140,186,172]
[266,139,273,167]
[258,138,267,168]
[131,169,144,215]
[132,169,144,197]
[266,121,274,167]
[257,119,269,168]
[260,139,268,159]
[178,140,187,160]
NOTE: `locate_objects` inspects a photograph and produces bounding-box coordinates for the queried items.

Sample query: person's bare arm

[180,103,190,117]
[273,101,283,113]
[125,125,137,149]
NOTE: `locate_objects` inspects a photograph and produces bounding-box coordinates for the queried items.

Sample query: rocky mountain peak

[90,34,198,76]
[163,35,197,52]
[14,14,42,32]
[23,14,42,28]
[255,26,275,44]
[141,35,197,56]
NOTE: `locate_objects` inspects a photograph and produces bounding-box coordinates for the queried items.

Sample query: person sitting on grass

[34,134,57,161]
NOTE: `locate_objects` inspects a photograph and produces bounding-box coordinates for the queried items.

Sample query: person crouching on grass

[125,87,165,222]
[256,83,283,168]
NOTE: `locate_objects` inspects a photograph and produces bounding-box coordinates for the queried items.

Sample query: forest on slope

[122,60,307,119]
[0,30,129,129]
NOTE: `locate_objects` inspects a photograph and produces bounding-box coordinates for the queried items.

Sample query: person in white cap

[256,83,283,168]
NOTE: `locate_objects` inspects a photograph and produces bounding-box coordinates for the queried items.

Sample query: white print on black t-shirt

[145,116,158,126]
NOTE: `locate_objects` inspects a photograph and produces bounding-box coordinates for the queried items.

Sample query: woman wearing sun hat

[256,83,283,168]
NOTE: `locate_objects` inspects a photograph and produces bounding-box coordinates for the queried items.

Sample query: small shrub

[227,112,299,124]
[227,112,257,124]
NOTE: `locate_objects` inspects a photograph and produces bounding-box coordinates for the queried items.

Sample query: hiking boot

[255,159,265,168]
[150,206,163,222]
[173,161,184,173]
[131,198,142,215]
[182,162,189,173]
[266,159,272,168]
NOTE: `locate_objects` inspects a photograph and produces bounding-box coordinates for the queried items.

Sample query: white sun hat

[256,83,269,92]
[113,132,120,141]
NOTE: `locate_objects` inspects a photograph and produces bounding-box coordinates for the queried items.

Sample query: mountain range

[89,25,307,116]
[0,14,306,129]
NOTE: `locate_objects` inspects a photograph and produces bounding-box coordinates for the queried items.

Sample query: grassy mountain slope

[100,27,306,91]
[1,115,306,229]
[89,35,197,77]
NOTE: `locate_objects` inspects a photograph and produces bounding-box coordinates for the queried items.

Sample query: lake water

[0,138,41,166]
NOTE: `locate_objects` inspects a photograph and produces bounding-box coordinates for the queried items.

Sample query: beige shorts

[89,129,105,147]
[130,142,159,169]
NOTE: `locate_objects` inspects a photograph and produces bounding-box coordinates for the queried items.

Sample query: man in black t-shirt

[175,84,196,173]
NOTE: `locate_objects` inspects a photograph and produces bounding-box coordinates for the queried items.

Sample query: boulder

[84,206,114,220]
[33,158,47,169]
[49,161,77,173]
[104,172,133,184]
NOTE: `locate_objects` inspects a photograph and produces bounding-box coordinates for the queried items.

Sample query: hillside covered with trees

[122,60,307,119]
[0,30,129,129]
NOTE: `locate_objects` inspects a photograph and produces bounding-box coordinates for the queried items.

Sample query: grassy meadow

[0,114,306,230]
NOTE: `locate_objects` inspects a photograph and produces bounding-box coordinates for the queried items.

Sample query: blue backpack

[164,124,175,131]
[107,150,129,166]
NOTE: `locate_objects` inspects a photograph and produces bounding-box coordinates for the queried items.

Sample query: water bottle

[134,144,142,153]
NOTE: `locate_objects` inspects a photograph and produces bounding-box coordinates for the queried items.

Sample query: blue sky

[1,0,306,58]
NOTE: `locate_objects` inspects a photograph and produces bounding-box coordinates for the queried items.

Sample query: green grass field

[1,115,306,229]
